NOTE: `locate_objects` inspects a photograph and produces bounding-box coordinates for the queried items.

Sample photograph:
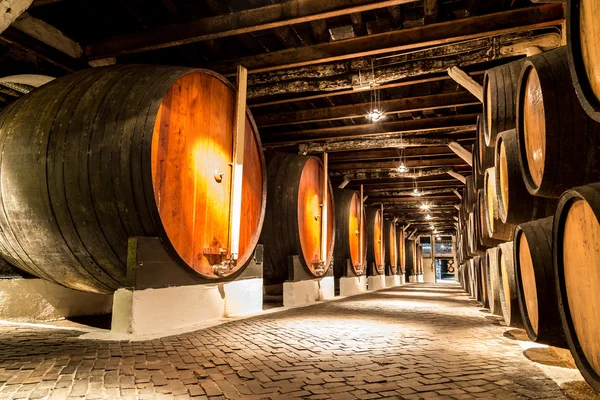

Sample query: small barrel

[554,182,600,390]
[366,207,384,274]
[0,66,267,293]
[261,153,335,285]
[566,0,600,122]
[517,47,600,198]
[384,220,397,274]
[484,167,514,241]
[483,59,526,146]
[514,217,566,347]
[333,189,366,278]
[486,247,502,316]
[495,129,555,224]
[497,241,523,328]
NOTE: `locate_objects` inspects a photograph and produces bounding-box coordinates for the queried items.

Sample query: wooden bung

[0,66,267,293]
[566,0,600,122]
[333,189,366,278]
[514,217,567,347]
[554,182,600,391]
[494,129,555,225]
[497,241,523,328]
[516,47,600,198]
[260,153,335,285]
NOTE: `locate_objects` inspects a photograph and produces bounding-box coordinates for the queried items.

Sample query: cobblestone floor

[0,283,574,399]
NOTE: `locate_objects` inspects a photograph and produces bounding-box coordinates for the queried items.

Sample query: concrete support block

[339,276,367,296]
[401,275,406,285]
[223,278,263,317]
[385,275,401,287]
[418,275,424,283]
[409,275,418,282]
[367,274,385,291]
[283,275,333,307]
[0,278,112,322]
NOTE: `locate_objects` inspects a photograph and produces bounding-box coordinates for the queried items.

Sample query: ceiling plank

[329,157,466,172]
[328,146,454,162]
[84,0,418,59]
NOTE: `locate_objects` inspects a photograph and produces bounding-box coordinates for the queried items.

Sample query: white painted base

[409,275,417,283]
[367,274,386,291]
[401,275,406,285]
[417,275,424,283]
[112,278,263,335]
[0,278,112,322]
[283,276,334,308]
[385,275,401,287]
[339,275,367,296]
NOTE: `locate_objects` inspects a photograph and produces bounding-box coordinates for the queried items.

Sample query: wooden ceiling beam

[348,179,463,190]
[84,0,418,59]
[336,166,471,181]
[368,195,460,203]
[329,157,466,172]
[328,146,453,162]
[210,4,562,74]
[254,91,479,127]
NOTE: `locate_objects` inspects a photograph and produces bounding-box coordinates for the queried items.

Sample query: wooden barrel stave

[515,217,567,347]
[497,241,523,328]
[366,207,384,274]
[495,129,555,225]
[477,189,502,249]
[517,47,600,198]
[483,167,514,241]
[554,182,600,390]
[333,189,366,278]
[384,220,397,274]
[486,247,502,316]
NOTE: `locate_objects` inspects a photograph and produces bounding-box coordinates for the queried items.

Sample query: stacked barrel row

[459,4,600,389]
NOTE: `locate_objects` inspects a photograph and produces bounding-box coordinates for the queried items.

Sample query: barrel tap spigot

[313,260,326,274]
[212,253,237,276]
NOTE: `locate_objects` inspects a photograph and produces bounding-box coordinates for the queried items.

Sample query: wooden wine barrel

[405,238,416,277]
[261,153,335,285]
[483,167,514,241]
[475,117,495,190]
[479,254,489,308]
[514,217,566,347]
[495,129,555,225]
[396,225,405,273]
[465,175,476,213]
[483,59,526,146]
[553,182,600,390]
[0,66,266,293]
[517,47,600,198]
[472,255,483,303]
[567,0,600,122]
[469,258,477,297]
[497,241,523,328]
[477,189,502,249]
[366,207,384,274]
[486,247,502,316]
[333,189,366,278]
[384,220,397,274]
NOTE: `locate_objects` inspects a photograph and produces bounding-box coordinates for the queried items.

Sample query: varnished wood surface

[151,72,264,277]
[563,198,600,377]
[498,241,522,328]
[522,68,546,189]
[518,233,539,335]
[499,140,510,218]
[366,208,384,272]
[487,247,502,316]
[333,190,366,277]
[580,0,600,103]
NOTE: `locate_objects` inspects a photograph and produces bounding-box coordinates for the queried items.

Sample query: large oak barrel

[405,238,416,277]
[486,247,502,316]
[497,241,523,328]
[396,225,405,273]
[514,217,566,347]
[260,153,335,285]
[0,66,266,293]
[483,167,514,241]
[366,207,384,274]
[553,183,600,390]
[477,189,502,249]
[384,220,397,274]
[465,175,476,213]
[567,0,600,122]
[483,59,526,146]
[517,47,600,198]
[333,189,366,278]
[495,129,555,225]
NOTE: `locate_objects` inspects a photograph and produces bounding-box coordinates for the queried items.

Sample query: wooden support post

[447,170,467,184]
[403,223,411,231]
[359,184,364,269]
[321,152,329,264]
[447,66,483,102]
[447,141,473,166]
[338,178,351,189]
[453,190,463,200]
[228,65,248,260]
[363,195,369,201]
[454,205,460,210]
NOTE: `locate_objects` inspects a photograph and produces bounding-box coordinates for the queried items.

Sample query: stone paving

[0,283,573,399]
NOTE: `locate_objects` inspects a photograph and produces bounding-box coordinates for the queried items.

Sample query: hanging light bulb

[411,173,421,196]
[425,214,432,220]
[419,203,430,210]
[367,109,384,122]
[367,61,385,123]
[397,163,408,173]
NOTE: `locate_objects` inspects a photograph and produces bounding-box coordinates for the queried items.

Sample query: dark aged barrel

[514,217,566,347]
[517,47,600,198]
[484,167,514,241]
[333,189,366,278]
[495,129,555,225]
[405,238,416,277]
[0,66,266,293]
[486,247,502,316]
[497,241,523,328]
[366,207,384,274]
[396,225,405,274]
[554,183,600,390]
[384,220,397,274]
[483,59,526,146]
[567,0,600,122]
[261,153,335,285]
